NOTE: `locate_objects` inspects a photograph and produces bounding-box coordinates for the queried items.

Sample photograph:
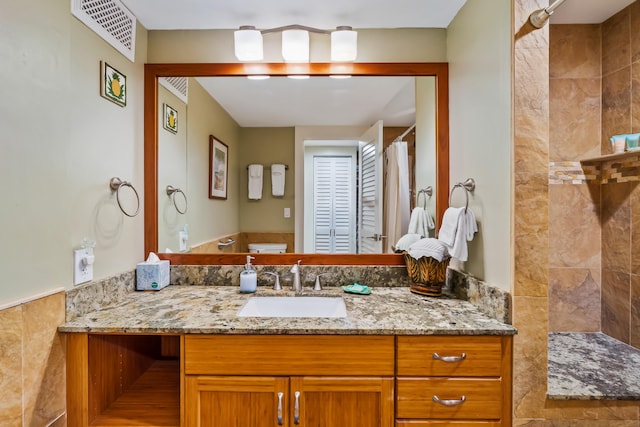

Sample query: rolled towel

[394,233,422,252]
[248,164,263,200]
[407,237,449,262]
[271,164,286,196]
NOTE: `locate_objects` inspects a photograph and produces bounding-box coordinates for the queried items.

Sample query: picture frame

[209,135,228,200]
[100,61,126,107]
[163,103,178,133]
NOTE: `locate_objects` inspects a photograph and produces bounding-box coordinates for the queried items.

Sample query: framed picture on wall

[163,103,178,133]
[100,61,126,107]
[209,135,228,200]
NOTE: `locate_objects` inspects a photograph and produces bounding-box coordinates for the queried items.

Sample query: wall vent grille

[160,77,189,104]
[71,0,137,62]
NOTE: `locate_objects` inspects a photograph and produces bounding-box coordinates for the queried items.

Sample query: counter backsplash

[65,264,511,324]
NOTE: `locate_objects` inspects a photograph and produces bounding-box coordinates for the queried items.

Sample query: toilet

[248,243,287,253]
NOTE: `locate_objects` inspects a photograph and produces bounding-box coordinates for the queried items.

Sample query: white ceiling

[126,0,636,128]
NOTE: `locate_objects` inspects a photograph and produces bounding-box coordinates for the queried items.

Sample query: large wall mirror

[144,63,449,265]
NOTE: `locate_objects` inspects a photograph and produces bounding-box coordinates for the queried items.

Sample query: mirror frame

[144,62,449,265]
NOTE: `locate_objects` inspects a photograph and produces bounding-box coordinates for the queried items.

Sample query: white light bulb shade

[234,28,263,61]
[331,28,357,61]
[282,29,309,62]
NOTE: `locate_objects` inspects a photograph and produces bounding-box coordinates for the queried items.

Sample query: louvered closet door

[313,156,355,253]
[359,120,384,253]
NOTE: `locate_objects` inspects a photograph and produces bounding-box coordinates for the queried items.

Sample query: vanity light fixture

[233,24,358,62]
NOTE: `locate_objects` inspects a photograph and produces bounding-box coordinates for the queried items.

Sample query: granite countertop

[59,286,516,335]
[548,332,640,400]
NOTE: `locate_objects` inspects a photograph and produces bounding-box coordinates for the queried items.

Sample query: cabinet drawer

[396,378,502,420]
[184,335,395,376]
[396,421,502,426]
[397,336,503,377]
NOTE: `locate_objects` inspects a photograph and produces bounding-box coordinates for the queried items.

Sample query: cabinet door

[291,376,394,427]
[185,376,289,427]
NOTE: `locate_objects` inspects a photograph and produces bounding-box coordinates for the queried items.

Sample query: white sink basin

[237,296,347,318]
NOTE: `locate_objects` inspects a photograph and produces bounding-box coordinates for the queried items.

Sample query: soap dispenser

[239,256,257,293]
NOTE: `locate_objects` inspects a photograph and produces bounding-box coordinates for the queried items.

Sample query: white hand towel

[394,233,422,252]
[437,207,465,246]
[407,237,449,262]
[248,164,263,200]
[408,207,429,237]
[446,208,478,262]
[424,205,436,230]
[271,164,286,196]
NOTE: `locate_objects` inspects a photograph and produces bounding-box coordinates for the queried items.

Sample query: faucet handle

[314,273,330,291]
[265,272,281,291]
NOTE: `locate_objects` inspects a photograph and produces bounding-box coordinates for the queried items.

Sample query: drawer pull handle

[294,391,300,425]
[432,395,467,406]
[432,352,467,362]
[277,392,283,425]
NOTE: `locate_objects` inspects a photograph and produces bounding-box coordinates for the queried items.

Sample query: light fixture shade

[234,26,263,61]
[282,29,309,62]
[331,27,357,61]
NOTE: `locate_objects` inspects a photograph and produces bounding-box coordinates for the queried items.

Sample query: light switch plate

[73,248,93,285]
[284,207,291,218]
[179,231,188,252]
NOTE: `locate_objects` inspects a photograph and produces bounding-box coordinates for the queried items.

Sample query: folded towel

[440,207,478,262]
[407,238,449,262]
[248,164,263,200]
[394,233,422,252]
[271,164,286,196]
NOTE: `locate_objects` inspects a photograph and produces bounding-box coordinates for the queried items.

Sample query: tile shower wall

[0,292,66,426]
[548,23,602,333]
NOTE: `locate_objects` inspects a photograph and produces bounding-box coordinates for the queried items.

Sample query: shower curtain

[384,141,410,252]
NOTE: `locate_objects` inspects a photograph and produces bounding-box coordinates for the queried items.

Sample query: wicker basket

[402,252,449,297]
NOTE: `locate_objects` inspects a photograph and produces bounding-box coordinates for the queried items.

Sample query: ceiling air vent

[160,77,189,104]
[71,0,137,62]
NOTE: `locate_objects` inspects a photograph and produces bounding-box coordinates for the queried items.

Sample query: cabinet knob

[432,352,467,363]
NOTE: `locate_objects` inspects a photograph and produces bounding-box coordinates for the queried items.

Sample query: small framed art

[163,104,178,133]
[209,135,228,200]
[100,61,126,107]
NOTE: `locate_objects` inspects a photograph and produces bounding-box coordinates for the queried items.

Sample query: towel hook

[166,185,188,214]
[109,177,140,217]
[417,186,433,209]
[448,178,476,212]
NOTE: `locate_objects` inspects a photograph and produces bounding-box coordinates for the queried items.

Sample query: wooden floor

[91,359,180,426]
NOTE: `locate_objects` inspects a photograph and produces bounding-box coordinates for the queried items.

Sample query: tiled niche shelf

[580,150,640,164]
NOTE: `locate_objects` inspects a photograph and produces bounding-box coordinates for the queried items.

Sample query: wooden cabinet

[183,335,395,427]
[395,336,512,427]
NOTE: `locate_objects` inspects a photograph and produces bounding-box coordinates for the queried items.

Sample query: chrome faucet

[290,260,302,291]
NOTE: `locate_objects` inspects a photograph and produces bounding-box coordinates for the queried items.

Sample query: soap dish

[342,284,371,295]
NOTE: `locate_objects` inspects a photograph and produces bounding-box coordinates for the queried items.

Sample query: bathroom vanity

[60,286,515,427]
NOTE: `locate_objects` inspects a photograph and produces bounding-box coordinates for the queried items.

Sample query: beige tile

[22,292,66,427]
[631,63,640,134]
[549,268,601,332]
[549,184,601,269]
[514,172,549,296]
[631,1,640,64]
[514,420,551,427]
[549,78,601,162]
[550,24,601,79]
[0,305,23,427]
[630,182,640,275]
[602,67,632,153]
[602,269,631,343]
[514,47,550,173]
[631,274,640,349]
[513,296,549,419]
[602,182,631,272]
[602,7,631,77]
[544,399,640,422]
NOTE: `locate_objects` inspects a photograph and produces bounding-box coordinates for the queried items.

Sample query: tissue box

[136,260,170,291]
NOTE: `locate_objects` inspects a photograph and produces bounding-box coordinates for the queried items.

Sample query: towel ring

[417,186,433,209]
[166,185,188,214]
[448,178,476,212]
[109,177,140,217]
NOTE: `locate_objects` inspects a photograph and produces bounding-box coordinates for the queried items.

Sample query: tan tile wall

[0,292,66,426]
[513,0,640,423]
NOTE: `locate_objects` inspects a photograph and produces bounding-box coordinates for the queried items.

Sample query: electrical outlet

[73,248,94,285]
